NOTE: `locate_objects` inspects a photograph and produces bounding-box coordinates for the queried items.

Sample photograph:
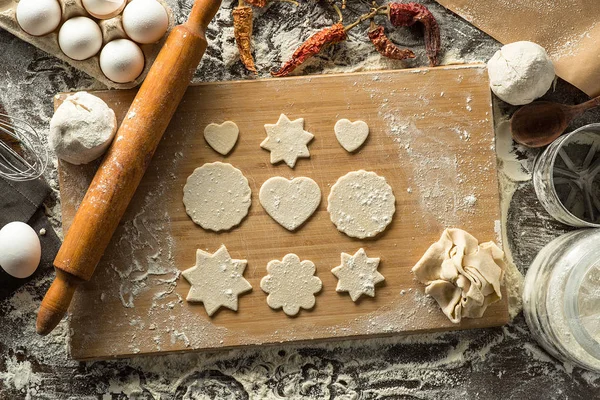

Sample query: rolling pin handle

[36,269,81,335]
[187,0,222,31]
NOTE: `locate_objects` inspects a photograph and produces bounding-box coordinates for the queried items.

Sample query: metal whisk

[0,113,48,182]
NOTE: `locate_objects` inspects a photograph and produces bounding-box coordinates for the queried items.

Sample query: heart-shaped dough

[334,119,369,152]
[259,177,321,231]
[204,121,239,155]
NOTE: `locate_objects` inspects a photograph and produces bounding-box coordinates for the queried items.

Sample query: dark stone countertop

[0,0,599,398]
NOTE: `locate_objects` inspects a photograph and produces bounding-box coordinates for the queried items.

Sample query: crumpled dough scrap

[261,114,314,168]
[412,228,506,323]
[260,254,322,316]
[181,245,253,316]
[332,248,384,301]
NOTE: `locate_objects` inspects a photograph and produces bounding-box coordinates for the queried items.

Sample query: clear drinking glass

[533,124,600,227]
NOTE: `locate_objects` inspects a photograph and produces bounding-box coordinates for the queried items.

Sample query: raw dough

[332,248,384,301]
[183,162,251,231]
[181,245,252,316]
[204,121,239,155]
[261,114,314,168]
[327,170,395,239]
[412,228,506,324]
[260,254,322,316]
[487,41,555,106]
[259,176,321,231]
[49,91,117,165]
[334,119,369,152]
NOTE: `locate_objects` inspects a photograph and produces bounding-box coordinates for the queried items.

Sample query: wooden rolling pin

[36,0,222,335]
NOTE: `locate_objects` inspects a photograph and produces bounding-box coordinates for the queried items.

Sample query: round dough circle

[16,0,62,36]
[100,39,145,83]
[49,91,117,165]
[327,170,395,239]
[122,0,169,44]
[58,17,103,61]
[183,162,252,232]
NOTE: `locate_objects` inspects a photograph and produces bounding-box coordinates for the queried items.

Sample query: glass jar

[533,123,600,227]
[523,229,600,372]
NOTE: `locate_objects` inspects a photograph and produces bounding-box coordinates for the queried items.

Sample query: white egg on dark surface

[82,0,127,19]
[99,39,145,83]
[0,222,41,279]
[122,0,169,44]
[16,0,62,37]
[58,17,103,61]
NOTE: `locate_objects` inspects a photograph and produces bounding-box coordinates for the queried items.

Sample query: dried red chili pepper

[368,24,415,61]
[244,0,267,7]
[388,2,440,66]
[271,23,348,77]
[233,5,257,74]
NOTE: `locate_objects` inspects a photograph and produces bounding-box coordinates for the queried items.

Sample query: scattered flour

[0,356,41,393]
[0,0,592,397]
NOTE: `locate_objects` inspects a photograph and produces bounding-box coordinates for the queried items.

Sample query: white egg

[16,0,62,37]
[100,39,145,83]
[122,0,169,44]
[58,17,103,61]
[82,0,126,19]
[0,222,41,279]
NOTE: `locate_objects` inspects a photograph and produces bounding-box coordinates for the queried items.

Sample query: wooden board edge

[54,63,487,98]
[71,314,510,361]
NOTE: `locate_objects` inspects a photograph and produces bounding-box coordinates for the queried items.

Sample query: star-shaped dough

[181,245,252,316]
[331,248,384,301]
[260,114,314,168]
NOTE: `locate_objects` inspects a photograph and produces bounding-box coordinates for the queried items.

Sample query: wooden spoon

[510,95,600,148]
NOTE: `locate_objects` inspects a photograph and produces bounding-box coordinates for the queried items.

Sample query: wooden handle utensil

[36,0,222,335]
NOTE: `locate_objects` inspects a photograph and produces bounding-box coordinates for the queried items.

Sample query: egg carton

[0,0,174,89]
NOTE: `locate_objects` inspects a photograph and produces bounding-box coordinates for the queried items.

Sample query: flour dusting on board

[64,137,228,356]
[364,66,494,230]
[2,0,593,397]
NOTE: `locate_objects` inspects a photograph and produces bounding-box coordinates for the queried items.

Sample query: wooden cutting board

[57,64,507,360]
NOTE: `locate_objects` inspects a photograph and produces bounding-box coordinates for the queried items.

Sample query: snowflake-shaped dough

[260,254,322,316]
[332,248,384,301]
[182,245,252,316]
[260,114,314,168]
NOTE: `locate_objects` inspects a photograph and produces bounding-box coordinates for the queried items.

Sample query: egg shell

[0,222,41,279]
[58,17,103,61]
[122,0,169,44]
[16,0,62,37]
[82,0,127,19]
[100,39,145,83]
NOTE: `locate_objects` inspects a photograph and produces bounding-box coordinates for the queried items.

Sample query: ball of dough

[49,92,117,165]
[122,0,169,44]
[0,222,41,279]
[82,0,126,19]
[100,39,145,83]
[16,0,62,36]
[487,41,555,106]
[58,17,103,61]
